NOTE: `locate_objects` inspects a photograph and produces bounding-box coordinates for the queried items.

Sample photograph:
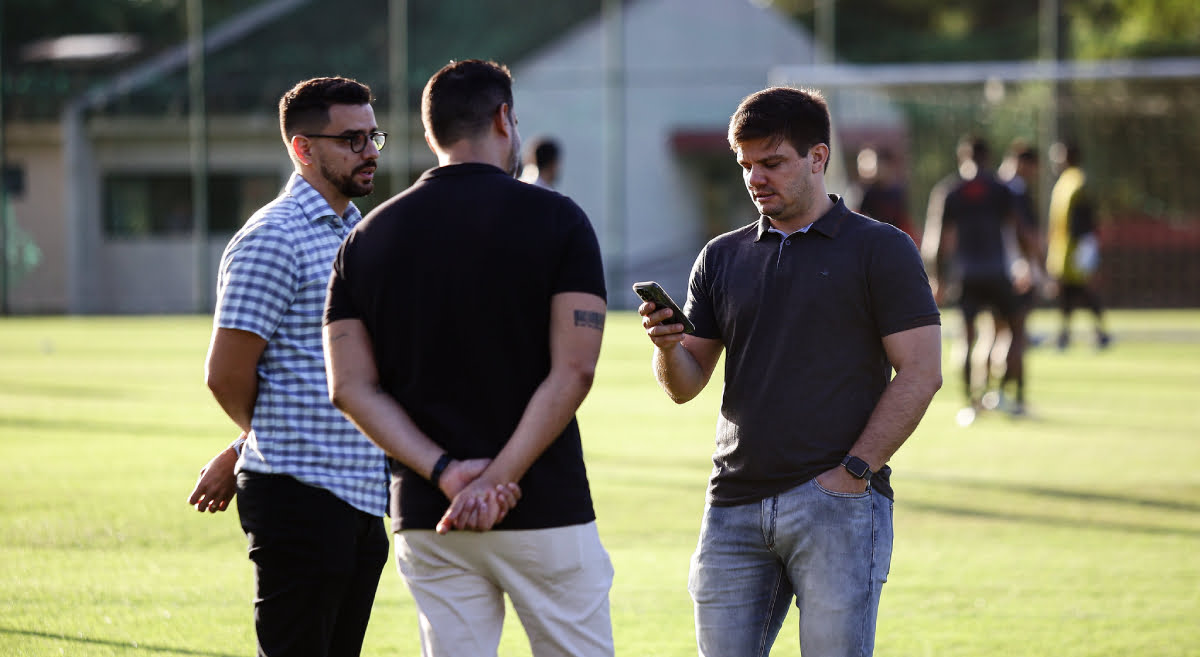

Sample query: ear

[493,103,513,138]
[810,143,830,173]
[291,135,312,166]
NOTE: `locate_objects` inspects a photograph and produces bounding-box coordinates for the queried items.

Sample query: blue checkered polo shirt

[213,173,389,517]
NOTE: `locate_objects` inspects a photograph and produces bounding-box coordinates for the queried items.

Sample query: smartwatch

[840,455,874,480]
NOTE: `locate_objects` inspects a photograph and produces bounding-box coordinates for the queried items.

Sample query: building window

[103,172,281,237]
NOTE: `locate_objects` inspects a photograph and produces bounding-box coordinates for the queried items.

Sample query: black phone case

[632,281,695,334]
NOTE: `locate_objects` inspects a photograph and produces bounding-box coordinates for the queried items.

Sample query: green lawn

[1,310,1198,656]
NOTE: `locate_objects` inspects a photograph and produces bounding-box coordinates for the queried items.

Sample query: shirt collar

[755,194,849,242]
[418,162,510,182]
[284,172,361,228]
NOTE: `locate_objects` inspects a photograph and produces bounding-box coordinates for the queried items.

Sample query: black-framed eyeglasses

[303,131,387,153]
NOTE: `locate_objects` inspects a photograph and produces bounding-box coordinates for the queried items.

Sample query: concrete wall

[86,116,291,314]
[6,121,69,313]
[12,114,291,314]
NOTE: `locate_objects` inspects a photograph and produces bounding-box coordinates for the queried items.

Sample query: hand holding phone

[632,281,695,334]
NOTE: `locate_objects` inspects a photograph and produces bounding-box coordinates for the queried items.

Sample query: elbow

[327,381,352,414]
[667,390,695,405]
[559,360,597,398]
[926,370,944,400]
[573,363,597,395]
[205,370,233,400]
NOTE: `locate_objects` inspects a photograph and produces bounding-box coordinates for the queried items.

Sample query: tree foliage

[770,0,1199,62]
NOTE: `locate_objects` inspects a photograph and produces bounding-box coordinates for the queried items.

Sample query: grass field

[1,309,1198,656]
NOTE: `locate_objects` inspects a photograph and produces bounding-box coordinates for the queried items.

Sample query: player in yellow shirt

[1046,141,1110,350]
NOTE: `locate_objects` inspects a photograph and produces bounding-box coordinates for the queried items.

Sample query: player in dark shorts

[994,141,1046,403]
[931,137,1040,420]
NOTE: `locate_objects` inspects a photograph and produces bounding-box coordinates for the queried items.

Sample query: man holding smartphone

[638,86,943,656]
[323,59,613,657]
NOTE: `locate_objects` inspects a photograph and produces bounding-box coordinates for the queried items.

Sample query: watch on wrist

[840,455,874,480]
[429,453,453,488]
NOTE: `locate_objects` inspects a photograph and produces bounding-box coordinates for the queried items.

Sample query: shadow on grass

[0,626,239,656]
[0,415,184,438]
[910,474,1200,513]
[0,378,128,400]
[901,474,1200,537]
[903,500,1200,537]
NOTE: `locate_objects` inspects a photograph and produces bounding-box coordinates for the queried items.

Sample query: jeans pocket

[811,478,871,499]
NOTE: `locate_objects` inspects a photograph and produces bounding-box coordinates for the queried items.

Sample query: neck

[434,138,510,173]
[770,192,834,235]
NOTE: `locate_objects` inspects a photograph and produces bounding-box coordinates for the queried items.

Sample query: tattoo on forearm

[574,310,605,330]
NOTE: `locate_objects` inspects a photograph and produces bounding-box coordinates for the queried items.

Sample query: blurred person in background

[855,145,917,243]
[1046,141,1111,350]
[186,77,390,657]
[323,59,613,657]
[639,86,942,657]
[987,138,1047,411]
[519,135,562,189]
[930,136,1040,420]
[921,140,968,307]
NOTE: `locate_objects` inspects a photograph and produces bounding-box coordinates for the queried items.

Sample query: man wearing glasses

[186,77,391,657]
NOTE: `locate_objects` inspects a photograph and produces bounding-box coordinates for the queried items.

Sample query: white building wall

[6,122,69,313]
[88,116,290,314]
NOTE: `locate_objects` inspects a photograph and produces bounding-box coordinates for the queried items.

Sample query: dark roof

[3,0,602,121]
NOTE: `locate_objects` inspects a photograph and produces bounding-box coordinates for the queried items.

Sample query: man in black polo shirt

[323,60,613,656]
[639,87,942,657]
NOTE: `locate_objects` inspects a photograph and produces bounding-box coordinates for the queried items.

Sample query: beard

[505,139,522,178]
[506,117,523,177]
[322,160,376,199]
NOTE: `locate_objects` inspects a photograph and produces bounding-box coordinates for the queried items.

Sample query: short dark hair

[1064,141,1083,166]
[1010,139,1038,165]
[422,59,514,147]
[278,77,373,143]
[958,134,990,165]
[728,86,831,170]
[530,138,560,168]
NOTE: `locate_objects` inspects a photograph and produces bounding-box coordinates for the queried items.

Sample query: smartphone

[632,281,695,334]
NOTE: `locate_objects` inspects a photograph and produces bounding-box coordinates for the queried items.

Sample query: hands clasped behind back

[435,458,522,534]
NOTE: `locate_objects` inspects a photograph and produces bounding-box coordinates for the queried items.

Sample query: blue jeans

[687,479,894,657]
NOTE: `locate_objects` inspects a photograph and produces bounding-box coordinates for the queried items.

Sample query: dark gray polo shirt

[683,196,939,504]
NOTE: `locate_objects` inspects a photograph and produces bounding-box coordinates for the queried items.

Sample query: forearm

[205,327,268,434]
[652,343,711,404]
[483,365,595,484]
[331,382,444,477]
[207,374,257,433]
[850,367,942,470]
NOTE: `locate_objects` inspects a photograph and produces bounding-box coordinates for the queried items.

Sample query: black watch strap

[841,455,874,480]
[430,453,453,488]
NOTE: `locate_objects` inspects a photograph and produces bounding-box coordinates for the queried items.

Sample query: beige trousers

[395,522,614,657]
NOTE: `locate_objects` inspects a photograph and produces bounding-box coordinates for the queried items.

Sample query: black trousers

[236,471,389,657]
